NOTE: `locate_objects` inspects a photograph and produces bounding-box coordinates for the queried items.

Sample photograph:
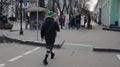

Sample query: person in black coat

[59,16,64,29]
[75,13,81,29]
[41,11,60,65]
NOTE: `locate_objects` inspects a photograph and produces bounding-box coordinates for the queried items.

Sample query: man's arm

[41,24,45,39]
[55,22,60,32]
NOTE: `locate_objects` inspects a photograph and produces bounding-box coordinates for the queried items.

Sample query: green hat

[47,11,54,17]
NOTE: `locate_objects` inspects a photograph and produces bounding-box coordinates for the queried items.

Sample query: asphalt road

[0,43,120,67]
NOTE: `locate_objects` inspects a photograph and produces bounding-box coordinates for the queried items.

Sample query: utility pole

[36,0,39,40]
[19,0,23,35]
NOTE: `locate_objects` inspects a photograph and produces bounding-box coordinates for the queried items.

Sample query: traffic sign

[22,2,29,9]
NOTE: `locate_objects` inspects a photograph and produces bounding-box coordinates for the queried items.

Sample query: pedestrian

[69,15,75,29]
[41,11,60,65]
[59,16,64,29]
[84,16,87,28]
[80,14,85,29]
[53,13,59,24]
[75,13,81,29]
[64,14,69,29]
[25,15,30,29]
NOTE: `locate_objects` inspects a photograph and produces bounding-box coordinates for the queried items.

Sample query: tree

[39,0,45,7]
[55,0,72,17]
[45,0,90,17]
[0,0,11,13]
[56,0,65,17]
[77,0,90,13]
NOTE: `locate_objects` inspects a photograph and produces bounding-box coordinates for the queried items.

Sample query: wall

[119,0,120,26]
[110,0,119,25]
[101,0,110,26]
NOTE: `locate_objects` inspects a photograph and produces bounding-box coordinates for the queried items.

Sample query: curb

[93,47,120,53]
[103,28,120,32]
[2,34,63,48]
[0,36,4,43]
[109,26,120,29]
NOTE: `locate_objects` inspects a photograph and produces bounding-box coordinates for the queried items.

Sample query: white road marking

[0,64,6,67]
[8,47,40,62]
[8,55,23,62]
[117,54,120,60]
[33,47,40,51]
[23,50,34,55]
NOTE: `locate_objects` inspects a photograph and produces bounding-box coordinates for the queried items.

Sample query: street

[0,0,120,67]
[0,21,120,67]
[0,43,120,67]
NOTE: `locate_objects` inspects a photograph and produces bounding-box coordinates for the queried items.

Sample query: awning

[25,7,48,12]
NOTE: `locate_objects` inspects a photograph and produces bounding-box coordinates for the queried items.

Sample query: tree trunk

[39,0,45,7]
[87,12,92,29]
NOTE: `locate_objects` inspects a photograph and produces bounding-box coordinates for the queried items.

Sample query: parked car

[0,22,13,29]
[0,13,13,29]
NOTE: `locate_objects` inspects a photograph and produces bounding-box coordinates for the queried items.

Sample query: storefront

[26,7,47,30]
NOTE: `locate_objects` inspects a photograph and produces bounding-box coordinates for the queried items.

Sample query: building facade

[110,0,120,26]
[101,0,111,26]
[101,0,120,26]
[94,0,102,25]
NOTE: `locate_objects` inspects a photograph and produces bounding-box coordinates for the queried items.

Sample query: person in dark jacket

[41,11,60,65]
[75,13,81,29]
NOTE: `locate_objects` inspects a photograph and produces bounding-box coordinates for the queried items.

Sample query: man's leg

[43,49,50,65]
[50,49,55,59]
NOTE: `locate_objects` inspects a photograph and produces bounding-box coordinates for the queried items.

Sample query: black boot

[43,59,48,65]
[43,54,49,65]
[51,52,55,59]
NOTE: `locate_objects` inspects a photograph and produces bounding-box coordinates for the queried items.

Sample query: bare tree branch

[0,0,12,12]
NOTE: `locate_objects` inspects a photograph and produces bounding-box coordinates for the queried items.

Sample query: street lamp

[19,0,23,35]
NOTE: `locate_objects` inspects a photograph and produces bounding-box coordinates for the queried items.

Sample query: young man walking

[41,11,60,65]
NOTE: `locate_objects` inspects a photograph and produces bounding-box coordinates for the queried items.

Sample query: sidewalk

[0,21,120,52]
[1,21,63,48]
